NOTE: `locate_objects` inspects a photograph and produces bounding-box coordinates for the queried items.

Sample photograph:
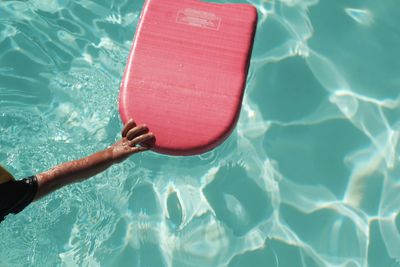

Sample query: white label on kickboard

[176,8,221,30]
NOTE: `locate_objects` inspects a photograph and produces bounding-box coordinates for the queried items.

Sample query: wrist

[106,142,130,164]
[105,146,117,165]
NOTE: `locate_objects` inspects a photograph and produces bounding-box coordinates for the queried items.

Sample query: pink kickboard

[119,0,257,156]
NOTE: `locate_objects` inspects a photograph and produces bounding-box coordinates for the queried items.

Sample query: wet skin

[34,119,155,200]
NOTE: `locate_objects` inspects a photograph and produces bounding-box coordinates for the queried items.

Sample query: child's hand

[109,119,155,163]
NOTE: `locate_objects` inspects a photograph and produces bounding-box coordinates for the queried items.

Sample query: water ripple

[1,0,400,266]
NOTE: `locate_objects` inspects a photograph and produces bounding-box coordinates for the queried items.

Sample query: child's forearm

[34,148,115,200]
[33,120,154,201]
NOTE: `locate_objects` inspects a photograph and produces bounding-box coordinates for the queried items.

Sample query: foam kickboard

[119,0,257,155]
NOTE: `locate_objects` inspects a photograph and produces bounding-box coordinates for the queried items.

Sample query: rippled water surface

[1,0,400,266]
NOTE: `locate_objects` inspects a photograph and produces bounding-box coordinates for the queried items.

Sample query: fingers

[132,146,150,153]
[128,132,154,147]
[121,119,137,137]
[122,119,155,149]
[126,124,148,140]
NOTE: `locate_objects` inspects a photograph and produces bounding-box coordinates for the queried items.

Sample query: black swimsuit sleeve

[0,176,38,223]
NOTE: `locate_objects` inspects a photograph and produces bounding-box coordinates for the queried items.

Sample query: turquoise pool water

[1,0,400,266]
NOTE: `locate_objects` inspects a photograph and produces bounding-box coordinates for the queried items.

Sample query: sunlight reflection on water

[0,0,400,266]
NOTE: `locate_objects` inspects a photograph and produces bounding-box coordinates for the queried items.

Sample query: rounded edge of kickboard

[152,122,239,156]
[119,104,240,156]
